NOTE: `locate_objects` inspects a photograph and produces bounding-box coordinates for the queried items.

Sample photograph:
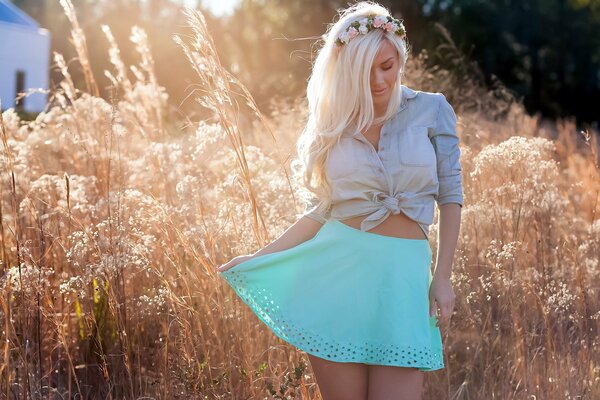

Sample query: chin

[373,94,391,105]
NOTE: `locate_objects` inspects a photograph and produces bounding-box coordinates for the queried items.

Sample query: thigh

[307,354,368,400]
[367,365,424,400]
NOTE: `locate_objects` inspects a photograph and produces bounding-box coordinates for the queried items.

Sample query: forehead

[374,39,397,63]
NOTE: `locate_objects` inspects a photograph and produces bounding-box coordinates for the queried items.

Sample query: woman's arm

[428,93,464,328]
[253,196,331,256]
[429,203,461,329]
[433,203,461,279]
[217,215,325,272]
[252,216,325,257]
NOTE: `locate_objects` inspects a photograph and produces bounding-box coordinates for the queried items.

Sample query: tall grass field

[0,2,599,399]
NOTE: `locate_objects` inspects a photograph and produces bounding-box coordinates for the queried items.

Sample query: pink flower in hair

[373,16,387,28]
[347,27,359,39]
[384,22,397,32]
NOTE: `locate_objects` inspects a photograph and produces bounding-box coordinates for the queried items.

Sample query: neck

[374,102,388,119]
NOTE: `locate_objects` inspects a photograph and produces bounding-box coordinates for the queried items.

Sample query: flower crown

[335,15,406,47]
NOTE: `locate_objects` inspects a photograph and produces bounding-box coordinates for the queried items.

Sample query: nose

[371,69,385,88]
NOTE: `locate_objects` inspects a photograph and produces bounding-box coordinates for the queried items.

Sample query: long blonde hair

[293,1,410,210]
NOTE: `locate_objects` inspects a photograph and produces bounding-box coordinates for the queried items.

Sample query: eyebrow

[379,57,394,65]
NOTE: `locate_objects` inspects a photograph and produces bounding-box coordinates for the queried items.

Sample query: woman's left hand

[428,275,456,329]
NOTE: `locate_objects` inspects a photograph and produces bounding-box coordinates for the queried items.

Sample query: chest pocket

[396,126,437,167]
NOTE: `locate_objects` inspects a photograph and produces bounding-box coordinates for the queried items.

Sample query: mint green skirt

[218,219,444,371]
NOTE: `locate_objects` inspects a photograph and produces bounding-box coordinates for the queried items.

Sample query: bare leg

[367,365,424,400]
[307,354,369,400]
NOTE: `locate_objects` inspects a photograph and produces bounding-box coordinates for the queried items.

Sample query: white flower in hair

[359,24,369,34]
[338,31,350,44]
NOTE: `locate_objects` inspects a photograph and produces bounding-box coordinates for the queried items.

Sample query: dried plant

[0,4,598,400]
[59,0,99,97]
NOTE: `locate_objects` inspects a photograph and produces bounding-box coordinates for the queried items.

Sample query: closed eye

[381,61,394,70]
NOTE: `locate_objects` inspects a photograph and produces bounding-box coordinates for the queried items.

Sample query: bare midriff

[338,212,427,240]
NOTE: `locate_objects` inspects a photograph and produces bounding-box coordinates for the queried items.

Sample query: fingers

[217,262,230,273]
[429,298,437,318]
[217,265,229,272]
[217,255,254,273]
[433,299,455,328]
[217,257,244,273]
[429,295,455,328]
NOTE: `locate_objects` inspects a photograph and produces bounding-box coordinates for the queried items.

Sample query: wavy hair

[293,1,410,210]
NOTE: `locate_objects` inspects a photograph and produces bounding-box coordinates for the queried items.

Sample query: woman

[217,1,463,399]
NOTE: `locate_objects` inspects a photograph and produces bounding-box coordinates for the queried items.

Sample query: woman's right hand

[217,254,255,273]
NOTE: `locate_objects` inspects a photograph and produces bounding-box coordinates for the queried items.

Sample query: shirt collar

[394,84,418,116]
[400,84,419,105]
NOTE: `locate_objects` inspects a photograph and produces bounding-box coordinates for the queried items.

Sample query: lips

[372,87,387,95]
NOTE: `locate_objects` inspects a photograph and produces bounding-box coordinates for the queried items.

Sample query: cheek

[385,68,399,85]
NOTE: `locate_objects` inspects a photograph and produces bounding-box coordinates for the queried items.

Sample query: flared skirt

[218,219,444,371]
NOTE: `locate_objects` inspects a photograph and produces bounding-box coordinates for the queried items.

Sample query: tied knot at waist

[359,190,430,231]
[371,191,404,214]
[370,190,425,215]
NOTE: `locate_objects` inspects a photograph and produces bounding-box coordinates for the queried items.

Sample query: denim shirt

[303,84,464,239]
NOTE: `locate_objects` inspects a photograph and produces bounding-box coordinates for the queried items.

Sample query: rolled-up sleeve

[303,197,331,224]
[429,94,464,207]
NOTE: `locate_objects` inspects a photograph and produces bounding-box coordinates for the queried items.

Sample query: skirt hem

[220,268,445,372]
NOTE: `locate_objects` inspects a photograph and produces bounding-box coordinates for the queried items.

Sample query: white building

[0,0,50,113]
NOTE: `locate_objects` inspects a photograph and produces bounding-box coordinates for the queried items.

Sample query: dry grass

[0,3,599,399]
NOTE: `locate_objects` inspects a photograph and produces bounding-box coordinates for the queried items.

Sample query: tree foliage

[9,0,600,125]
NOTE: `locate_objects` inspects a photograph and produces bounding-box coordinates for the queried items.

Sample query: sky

[182,0,240,16]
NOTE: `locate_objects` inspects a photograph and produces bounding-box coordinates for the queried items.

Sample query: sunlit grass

[0,1,599,399]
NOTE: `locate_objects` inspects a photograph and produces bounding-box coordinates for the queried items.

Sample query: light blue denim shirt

[303,84,464,239]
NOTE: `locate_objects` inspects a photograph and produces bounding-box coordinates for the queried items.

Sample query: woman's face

[370,39,401,110]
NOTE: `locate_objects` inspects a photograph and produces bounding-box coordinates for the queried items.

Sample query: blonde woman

[217,1,463,399]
